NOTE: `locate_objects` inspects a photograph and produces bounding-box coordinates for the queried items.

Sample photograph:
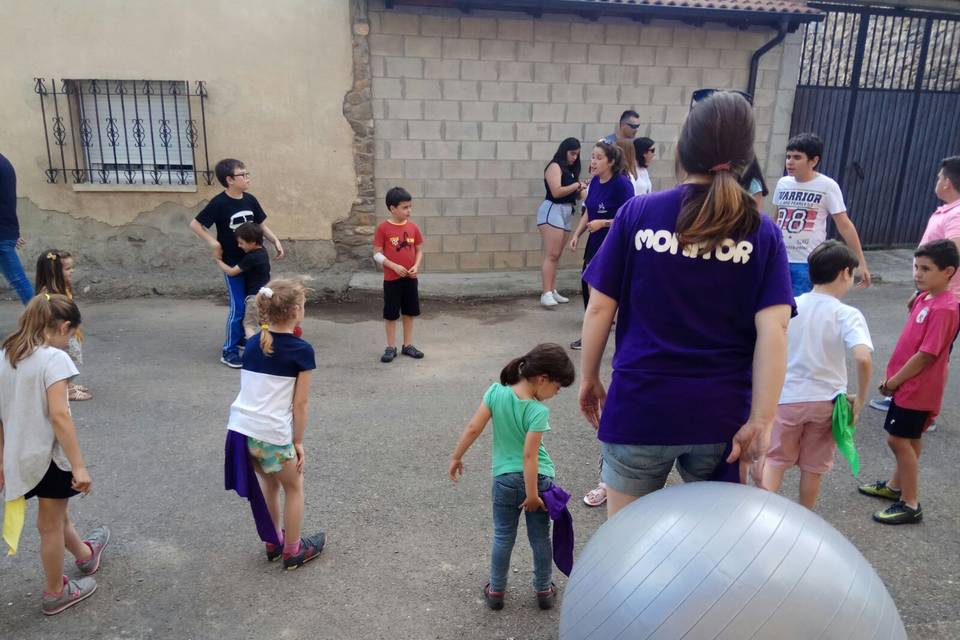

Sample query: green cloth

[483,383,555,478]
[832,395,860,476]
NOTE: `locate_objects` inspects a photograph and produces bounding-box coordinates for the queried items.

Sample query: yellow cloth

[3,497,26,556]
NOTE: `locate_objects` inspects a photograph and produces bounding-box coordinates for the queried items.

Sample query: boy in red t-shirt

[373,187,424,364]
[859,240,959,524]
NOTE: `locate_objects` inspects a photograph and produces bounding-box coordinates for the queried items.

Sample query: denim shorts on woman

[600,441,727,497]
[536,200,574,232]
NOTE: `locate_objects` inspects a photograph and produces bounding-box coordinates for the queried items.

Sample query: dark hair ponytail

[676,91,760,253]
[500,343,575,387]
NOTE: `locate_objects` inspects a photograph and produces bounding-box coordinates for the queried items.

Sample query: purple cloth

[583,185,795,447]
[224,430,281,545]
[542,484,574,576]
[583,174,635,255]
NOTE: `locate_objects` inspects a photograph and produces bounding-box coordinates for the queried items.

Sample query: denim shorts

[247,437,296,474]
[600,441,727,497]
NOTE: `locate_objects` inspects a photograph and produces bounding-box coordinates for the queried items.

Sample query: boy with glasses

[189,158,285,368]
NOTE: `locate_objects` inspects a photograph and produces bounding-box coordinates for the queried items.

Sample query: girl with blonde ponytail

[1,294,111,615]
[578,91,795,518]
[224,279,326,570]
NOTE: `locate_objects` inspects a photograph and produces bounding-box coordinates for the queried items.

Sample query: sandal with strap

[68,385,92,401]
[583,484,607,507]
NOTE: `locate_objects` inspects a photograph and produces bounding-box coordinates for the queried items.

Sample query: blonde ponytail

[2,294,81,368]
[254,280,307,357]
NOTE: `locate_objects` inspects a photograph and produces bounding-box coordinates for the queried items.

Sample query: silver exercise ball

[560,482,905,640]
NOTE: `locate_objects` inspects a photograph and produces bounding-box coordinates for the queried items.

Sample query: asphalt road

[0,284,957,639]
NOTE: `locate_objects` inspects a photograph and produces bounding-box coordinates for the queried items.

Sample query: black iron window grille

[799,12,960,92]
[34,78,213,186]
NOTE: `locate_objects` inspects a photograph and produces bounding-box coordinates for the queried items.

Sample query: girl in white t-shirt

[0,294,110,615]
[224,279,324,571]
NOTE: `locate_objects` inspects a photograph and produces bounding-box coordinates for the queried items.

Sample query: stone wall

[367,2,802,273]
[0,0,356,300]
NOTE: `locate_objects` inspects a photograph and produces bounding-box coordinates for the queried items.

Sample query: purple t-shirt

[583,185,794,446]
[583,174,635,255]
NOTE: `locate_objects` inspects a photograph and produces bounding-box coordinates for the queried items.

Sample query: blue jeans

[490,472,552,592]
[223,273,246,357]
[0,239,34,304]
[789,262,813,297]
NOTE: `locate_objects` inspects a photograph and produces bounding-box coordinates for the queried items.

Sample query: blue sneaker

[220,352,242,369]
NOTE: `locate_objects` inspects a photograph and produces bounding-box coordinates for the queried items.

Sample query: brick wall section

[368,2,799,272]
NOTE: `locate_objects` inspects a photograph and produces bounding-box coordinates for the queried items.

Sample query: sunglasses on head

[690,88,754,108]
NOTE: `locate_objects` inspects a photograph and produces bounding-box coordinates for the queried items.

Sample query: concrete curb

[347,249,918,301]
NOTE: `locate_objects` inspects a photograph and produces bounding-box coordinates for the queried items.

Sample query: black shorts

[883,399,931,439]
[24,460,80,500]
[383,277,420,321]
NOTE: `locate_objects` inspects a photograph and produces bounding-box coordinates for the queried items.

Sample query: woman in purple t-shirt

[579,92,795,518]
[569,141,635,331]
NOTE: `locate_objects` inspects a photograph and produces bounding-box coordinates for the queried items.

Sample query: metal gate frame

[793,2,960,247]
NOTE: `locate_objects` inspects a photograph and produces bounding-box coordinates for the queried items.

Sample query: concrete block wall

[368,2,800,273]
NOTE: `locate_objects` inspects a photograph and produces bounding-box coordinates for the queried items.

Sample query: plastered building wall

[0,0,356,297]
[368,2,802,272]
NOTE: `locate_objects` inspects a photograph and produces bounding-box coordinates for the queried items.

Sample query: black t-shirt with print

[238,247,271,296]
[195,191,267,266]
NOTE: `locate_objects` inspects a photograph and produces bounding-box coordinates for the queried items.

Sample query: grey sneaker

[75,525,110,576]
[401,344,424,359]
[380,347,398,363]
[282,531,326,571]
[42,576,97,615]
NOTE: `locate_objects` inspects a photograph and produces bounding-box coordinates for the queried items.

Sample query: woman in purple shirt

[569,141,635,348]
[579,92,795,517]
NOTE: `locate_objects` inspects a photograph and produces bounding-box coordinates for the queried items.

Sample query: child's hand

[448,458,464,482]
[71,467,92,494]
[392,264,409,277]
[408,264,418,276]
[848,393,865,424]
[586,219,607,233]
[294,444,305,474]
[212,243,223,260]
[520,496,545,512]
[878,379,897,397]
[569,235,579,251]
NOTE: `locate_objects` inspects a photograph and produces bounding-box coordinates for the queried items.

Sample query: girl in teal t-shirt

[448,343,575,611]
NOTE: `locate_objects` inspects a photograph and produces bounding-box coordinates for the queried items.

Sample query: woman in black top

[537,138,585,308]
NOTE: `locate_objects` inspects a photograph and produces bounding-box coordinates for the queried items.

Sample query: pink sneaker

[42,576,97,615]
[75,525,110,576]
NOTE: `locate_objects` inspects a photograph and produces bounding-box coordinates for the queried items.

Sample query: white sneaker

[551,290,570,304]
[540,292,558,308]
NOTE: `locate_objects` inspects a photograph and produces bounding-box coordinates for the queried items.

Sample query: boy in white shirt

[773,133,871,296]
[763,240,873,509]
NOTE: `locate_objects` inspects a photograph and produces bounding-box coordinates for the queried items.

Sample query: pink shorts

[767,401,836,474]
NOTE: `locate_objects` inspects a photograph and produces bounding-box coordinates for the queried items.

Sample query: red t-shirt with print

[374,219,423,281]
[887,291,959,413]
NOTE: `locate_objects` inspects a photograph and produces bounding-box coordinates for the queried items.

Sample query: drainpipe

[747,17,790,99]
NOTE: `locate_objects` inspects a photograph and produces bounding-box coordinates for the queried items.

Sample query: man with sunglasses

[602,110,641,143]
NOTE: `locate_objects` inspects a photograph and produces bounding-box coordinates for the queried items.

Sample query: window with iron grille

[34,78,213,187]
